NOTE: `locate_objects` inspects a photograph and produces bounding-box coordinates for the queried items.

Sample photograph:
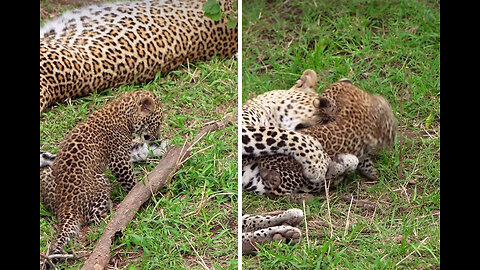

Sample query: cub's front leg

[109,143,137,193]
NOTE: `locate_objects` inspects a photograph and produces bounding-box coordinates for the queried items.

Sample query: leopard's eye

[294,123,309,130]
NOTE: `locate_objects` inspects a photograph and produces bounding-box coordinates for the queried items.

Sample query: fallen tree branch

[81,120,228,270]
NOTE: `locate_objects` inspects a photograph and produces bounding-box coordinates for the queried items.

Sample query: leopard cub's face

[313,97,339,125]
[132,93,163,142]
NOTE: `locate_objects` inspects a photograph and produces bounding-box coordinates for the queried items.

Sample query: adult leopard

[241,71,395,254]
[40,0,237,115]
[40,0,237,164]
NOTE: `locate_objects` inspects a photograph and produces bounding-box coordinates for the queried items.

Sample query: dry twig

[184,234,210,270]
[185,192,235,217]
[248,64,274,73]
[302,199,310,247]
[344,195,354,237]
[323,178,334,239]
[40,252,90,270]
[341,195,377,211]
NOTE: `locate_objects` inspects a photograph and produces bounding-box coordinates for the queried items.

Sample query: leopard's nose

[142,134,152,141]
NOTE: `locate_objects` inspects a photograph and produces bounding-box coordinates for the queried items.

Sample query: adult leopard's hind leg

[242,208,303,254]
[242,225,302,254]
[242,208,303,232]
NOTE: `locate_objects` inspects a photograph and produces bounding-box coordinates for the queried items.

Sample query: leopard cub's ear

[138,96,155,114]
[313,97,331,108]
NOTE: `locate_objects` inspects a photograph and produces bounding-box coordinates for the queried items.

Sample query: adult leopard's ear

[138,96,155,114]
[338,78,352,84]
[295,69,318,91]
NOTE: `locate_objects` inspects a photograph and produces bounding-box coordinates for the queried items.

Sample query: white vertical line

[236,0,243,268]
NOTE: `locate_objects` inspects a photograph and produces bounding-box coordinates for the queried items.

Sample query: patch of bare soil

[107,247,144,269]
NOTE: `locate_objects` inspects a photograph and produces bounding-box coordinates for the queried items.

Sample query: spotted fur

[40,140,169,168]
[40,0,237,115]
[241,70,331,185]
[242,70,362,196]
[242,209,303,254]
[247,78,397,196]
[40,90,163,265]
[243,153,359,197]
[39,1,236,266]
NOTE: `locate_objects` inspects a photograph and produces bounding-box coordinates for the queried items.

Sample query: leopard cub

[40,90,163,266]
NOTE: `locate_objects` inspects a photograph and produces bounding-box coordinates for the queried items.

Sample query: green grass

[40,56,239,269]
[41,0,441,268]
[242,0,439,269]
